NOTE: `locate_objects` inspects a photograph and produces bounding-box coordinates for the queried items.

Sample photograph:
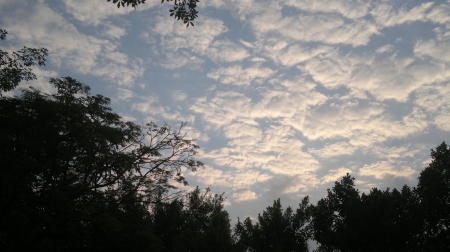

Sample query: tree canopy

[0,29,48,93]
[108,0,201,27]
[0,77,203,251]
[233,197,311,252]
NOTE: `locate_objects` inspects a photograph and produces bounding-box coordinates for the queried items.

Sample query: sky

[1,0,450,225]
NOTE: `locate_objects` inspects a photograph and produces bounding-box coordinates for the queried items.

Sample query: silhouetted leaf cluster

[0,29,48,92]
[107,0,201,27]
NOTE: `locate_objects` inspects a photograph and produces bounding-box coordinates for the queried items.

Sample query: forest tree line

[1,22,450,252]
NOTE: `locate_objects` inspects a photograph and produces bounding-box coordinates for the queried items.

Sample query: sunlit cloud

[4,0,450,221]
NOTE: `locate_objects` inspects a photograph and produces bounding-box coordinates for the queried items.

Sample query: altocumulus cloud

[2,0,450,221]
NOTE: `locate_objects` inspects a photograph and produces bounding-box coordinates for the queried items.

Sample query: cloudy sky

[1,0,450,222]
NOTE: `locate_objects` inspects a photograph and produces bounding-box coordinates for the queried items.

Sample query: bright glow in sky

[2,0,450,222]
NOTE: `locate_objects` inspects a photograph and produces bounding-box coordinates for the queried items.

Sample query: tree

[233,197,311,252]
[417,142,450,250]
[153,186,232,252]
[0,29,48,93]
[108,0,201,27]
[310,174,361,252]
[311,175,424,251]
[0,77,203,251]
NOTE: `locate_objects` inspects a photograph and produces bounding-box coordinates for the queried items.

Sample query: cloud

[250,11,379,47]
[370,145,421,160]
[205,40,250,63]
[63,0,159,26]
[103,23,126,39]
[152,16,227,52]
[117,87,134,100]
[415,39,450,62]
[301,49,450,102]
[285,0,371,19]
[172,90,187,101]
[264,43,332,67]
[322,167,353,183]
[204,124,320,183]
[297,100,427,144]
[192,166,272,190]
[132,95,195,124]
[159,52,205,69]
[414,82,450,131]
[0,0,144,86]
[371,2,434,27]
[309,142,357,159]
[375,44,393,54]
[208,65,275,85]
[233,190,257,202]
[191,91,254,126]
[359,161,416,179]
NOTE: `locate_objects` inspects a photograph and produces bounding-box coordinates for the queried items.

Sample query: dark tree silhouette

[0,77,203,251]
[0,29,48,93]
[233,197,311,252]
[153,186,232,252]
[417,142,450,250]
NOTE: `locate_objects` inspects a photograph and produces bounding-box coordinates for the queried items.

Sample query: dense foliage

[233,198,311,252]
[0,77,205,251]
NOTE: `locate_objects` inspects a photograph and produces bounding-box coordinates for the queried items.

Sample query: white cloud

[415,39,450,62]
[251,11,379,47]
[192,166,272,190]
[63,0,159,26]
[117,87,134,100]
[208,65,275,85]
[359,161,416,179]
[371,2,434,27]
[414,82,450,131]
[0,0,144,86]
[159,52,204,69]
[152,16,227,53]
[309,142,357,159]
[233,190,257,202]
[370,145,421,161]
[285,0,371,19]
[191,91,253,126]
[426,2,450,24]
[172,90,187,101]
[322,167,353,183]
[299,51,353,89]
[206,40,250,63]
[297,101,427,144]
[103,23,126,39]
[265,43,332,67]
[376,44,393,54]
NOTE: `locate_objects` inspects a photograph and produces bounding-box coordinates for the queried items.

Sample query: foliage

[0,77,203,251]
[417,142,450,250]
[233,197,311,252]
[0,29,48,93]
[310,174,361,252]
[310,144,450,252]
[107,0,200,27]
[153,186,232,252]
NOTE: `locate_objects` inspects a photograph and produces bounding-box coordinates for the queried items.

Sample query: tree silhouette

[233,197,311,252]
[0,29,48,93]
[417,142,450,250]
[0,77,203,251]
[108,0,201,27]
